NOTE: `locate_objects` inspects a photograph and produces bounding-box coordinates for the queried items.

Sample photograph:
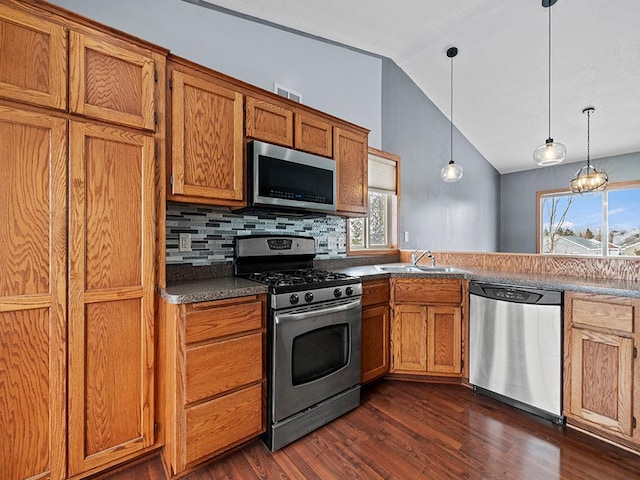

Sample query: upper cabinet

[295,111,332,157]
[0,3,67,110]
[69,30,158,130]
[168,58,244,207]
[334,126,368,215]
[245,96,294,148]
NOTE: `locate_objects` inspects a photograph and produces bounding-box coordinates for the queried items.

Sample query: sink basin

[374,263,469,274]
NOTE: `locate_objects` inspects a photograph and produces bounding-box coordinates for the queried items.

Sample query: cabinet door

[569,328,634,438]
[170,69,244,205]
[334,126,368,215]
[0,4,66,109]
[427,306,462,374]
[0,107,67,480]
[295,112,332,157]
[68,121,155,475]
[245,96,293,147]
[391,304,427,372]
[69,31,156,129]
[361,305,390,383]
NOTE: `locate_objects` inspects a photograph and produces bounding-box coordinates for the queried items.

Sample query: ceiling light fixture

[570,107,608,194]
[441,46,463,182]
[533,0,566,166]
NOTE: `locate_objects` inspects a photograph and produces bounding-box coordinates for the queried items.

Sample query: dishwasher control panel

[469,282,561,305]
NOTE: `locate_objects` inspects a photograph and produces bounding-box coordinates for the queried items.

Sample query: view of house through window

[539,181,640,256]
[349,150,399,252]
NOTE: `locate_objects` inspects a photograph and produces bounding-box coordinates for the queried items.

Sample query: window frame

[536,179,640,256]
[347,147,400,256]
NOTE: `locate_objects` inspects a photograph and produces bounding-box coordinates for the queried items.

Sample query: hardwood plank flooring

[99,381,640,480]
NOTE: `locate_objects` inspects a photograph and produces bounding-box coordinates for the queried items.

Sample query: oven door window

[291,324,349,386]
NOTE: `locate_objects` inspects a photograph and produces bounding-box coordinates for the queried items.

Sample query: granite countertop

[162,262,640,304]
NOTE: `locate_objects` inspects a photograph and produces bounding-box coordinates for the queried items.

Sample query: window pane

[541,192,603,255]
[609,187,640,257]
[349,218,365,248]
[368,192,388,246]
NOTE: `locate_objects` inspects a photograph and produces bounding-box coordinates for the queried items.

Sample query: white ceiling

[195,0,640,174]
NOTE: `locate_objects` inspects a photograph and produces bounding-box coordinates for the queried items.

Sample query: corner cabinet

[390,278,466,378]
[564,291,640,450]
[167,57,244,206]
[361,279,390,383]
[334,126,368,215]
[162,295,266,476]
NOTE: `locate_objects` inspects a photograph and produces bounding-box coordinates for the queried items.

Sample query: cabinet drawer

[393,279,461,305]
[570,295,634,333]
[185,300,262,343]
[362,279,390,307]
[186,333,263,404]
[185,383,263,465]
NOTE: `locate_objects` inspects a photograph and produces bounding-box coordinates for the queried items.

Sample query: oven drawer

[186,333,263,404]
[393,278,462,305]
[185,383,263,466]
[185,298,263,343]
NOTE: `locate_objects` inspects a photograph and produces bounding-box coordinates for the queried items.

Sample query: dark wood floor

[101,381,640,480]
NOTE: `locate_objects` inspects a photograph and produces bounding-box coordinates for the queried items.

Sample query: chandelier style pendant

[570,107,608,194]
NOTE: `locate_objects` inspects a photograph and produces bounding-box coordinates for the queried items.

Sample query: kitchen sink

[374,263,469,274]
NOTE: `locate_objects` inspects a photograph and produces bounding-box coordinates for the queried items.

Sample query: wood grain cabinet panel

[0,106,67,480]
[245,96,293,147]
[0,4,67,110]
[334,126,368,215]
[390,278,465,378]
[68,121,155,475]
[169,63,244,205]
[361,279,390,383]
[295,112,332,157]
[69,31,157,130]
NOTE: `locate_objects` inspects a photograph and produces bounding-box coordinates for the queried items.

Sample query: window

[348,149,399,253]
[538,181,640,256]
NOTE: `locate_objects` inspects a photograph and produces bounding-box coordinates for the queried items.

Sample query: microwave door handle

[274,298,361,324]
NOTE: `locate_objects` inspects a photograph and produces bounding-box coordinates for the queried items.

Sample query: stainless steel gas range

[235,235,362,451]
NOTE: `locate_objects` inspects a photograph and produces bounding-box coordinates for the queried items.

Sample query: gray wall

[500,152,640,253]
[49,0,382,148]
[381,59,500,252]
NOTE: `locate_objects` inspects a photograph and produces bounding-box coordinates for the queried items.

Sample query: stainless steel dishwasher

[469,281,564,424]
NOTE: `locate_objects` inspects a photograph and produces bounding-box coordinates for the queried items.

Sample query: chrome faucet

[411,249,436,267]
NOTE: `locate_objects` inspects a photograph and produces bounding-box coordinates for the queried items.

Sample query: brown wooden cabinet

[67,121,156,475]
[69,30,159,130]
[361,279,390,383]
[390,278,465,378]
[564,291,640,449]
[0,105,67,480]
[295,111,332,157]
[334,126,368,215]
[245,96,294,147]
[162,295,266,476]
[168,58,244,206]
[0,3,67,110]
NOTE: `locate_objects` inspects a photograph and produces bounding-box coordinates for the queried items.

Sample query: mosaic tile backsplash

[166,202,348,265]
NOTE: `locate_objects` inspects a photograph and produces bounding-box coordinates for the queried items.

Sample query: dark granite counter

[161,276,268,304]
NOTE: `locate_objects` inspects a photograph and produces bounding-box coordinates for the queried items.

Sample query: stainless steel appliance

[235,235,361,451]
[469,282,564,424]
[246,140,336,214]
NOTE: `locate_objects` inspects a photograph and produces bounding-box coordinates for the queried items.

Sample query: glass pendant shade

[441,160,463,182]
[533,137,567,165]
[570,165,608,194]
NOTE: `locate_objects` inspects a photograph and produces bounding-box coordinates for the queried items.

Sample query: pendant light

[533,0,566,166]
[441,46,463,182]
[570,107,608,194]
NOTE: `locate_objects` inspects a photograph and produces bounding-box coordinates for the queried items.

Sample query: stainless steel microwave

[247,140,336,213]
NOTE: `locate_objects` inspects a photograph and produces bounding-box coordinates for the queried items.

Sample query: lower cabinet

[162,295,266,476]
[564,291,640,450]
[390,278,465,378]
[361,279,390,383]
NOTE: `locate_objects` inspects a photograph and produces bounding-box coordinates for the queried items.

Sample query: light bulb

[441,162,463,182]
[533,138,566,166]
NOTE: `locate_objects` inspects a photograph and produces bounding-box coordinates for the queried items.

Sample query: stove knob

[289,293,299,305]
[345,286,354,296]
[334,288,342,298]
[305,292,314,303]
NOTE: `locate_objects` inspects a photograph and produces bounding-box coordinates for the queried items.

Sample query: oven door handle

[274,298,361,324]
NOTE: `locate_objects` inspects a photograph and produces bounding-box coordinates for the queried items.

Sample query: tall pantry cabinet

[0,1,166,478]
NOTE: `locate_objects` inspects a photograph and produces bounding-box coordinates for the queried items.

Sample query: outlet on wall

[179,233,192,252]
[404,231,409,243]
[328,236,338,250]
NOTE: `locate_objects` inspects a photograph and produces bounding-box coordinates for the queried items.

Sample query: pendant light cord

[547,5,552,139]
[450,52,454,163]
[586,109,591,168]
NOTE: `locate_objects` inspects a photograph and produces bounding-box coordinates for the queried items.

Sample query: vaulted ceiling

[191,0,640,174]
